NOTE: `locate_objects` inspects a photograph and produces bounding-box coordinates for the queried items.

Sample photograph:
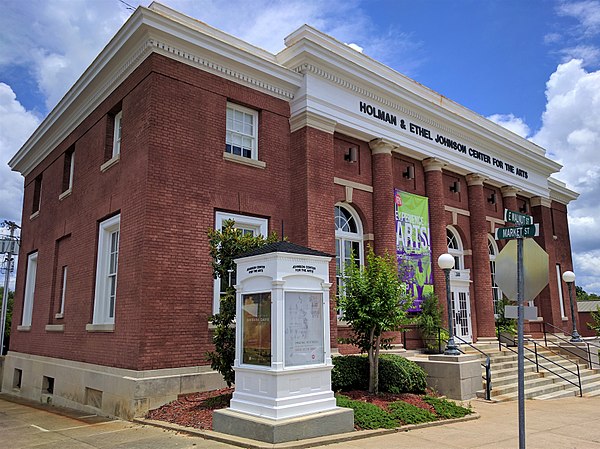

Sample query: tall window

[21,252,38,327]
[32,174,42,215]
[57,266,68,317]
[488,235,502,316]
[213,212,268,313]
[225,103,258,160]
[93,215,120,325]
[62,147,75,193]
[446,226,464,270]
[112,111,122,158]
[335,204,364,314]
[556,264,567,319]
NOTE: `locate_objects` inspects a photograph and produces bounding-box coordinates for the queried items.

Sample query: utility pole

[1,220,19,356]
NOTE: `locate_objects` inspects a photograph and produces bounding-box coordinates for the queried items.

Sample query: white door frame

[450,270,473,343]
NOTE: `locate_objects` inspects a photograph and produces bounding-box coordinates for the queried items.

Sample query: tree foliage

[206,219,279,386]
[588,307,600,336]
[416,293,448,353]
[576,285,600,301]
[1,287,14,355]
[337,248,412,394]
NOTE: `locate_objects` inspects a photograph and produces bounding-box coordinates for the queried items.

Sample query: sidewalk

[2,393,600,448]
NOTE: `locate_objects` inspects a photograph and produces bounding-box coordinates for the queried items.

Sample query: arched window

[446,226,464,270]
[488,235,502,316]
[335,204,364,307]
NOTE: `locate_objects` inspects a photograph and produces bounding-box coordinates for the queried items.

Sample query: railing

[437,327,492,401]
[498,328,583,397]
[542,321,600,370]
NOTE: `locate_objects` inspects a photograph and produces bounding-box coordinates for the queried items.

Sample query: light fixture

[437,253,460,355]
[519,203,528,213]
[344,147,358,163]
[488,193,497,204]
[450,181,461,193]
[562,270,582,343]
[403,165,415,180]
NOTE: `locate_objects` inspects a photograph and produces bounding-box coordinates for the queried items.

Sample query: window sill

[223,152,266,169]
[58,188,72,201]
[45,324,64,332]
[86,323,115,332]
[100,154,120,172]
[30,211,40,221]
[17,325,31,332]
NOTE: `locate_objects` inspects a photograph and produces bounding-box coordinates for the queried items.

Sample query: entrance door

[451,287,472,343]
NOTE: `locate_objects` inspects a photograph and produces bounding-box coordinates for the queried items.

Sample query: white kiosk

[212,241,353,443]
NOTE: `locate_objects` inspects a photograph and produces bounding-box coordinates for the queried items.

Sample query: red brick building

[4,3,578,418]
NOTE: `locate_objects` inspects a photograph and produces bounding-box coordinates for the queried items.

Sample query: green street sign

[504,209,533,226]
[495,224,539,240]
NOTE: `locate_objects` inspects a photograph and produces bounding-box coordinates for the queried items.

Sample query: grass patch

[336,395,398,429]
[336,393,473,429]
[388,400,437,424]
[423,396,472,419]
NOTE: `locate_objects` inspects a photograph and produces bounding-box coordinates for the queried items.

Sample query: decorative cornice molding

[422,157,447,172]
[289,111,337,134]
[466,173,487,186]
[333,177,373,193]
[150,39,296,100]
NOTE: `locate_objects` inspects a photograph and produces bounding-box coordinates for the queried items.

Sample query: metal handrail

[498,331,582,397]
[542,322,600,370]
[438,327,492,400]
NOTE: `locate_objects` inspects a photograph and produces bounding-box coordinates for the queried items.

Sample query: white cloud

[559,45,600,66]
[532,59,600,293]
[557,0,600,37]
[487,114,531,138]
[0,83,41,223]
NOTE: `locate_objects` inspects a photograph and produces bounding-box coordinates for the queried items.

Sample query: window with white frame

[92,215,120,325]
[446,226,464,270]
[225,103,258,160]
[556,264,567,319]
[57,266,67,317]
[213,212,268,314]
[21,252,38,327]
[112,111,122,158]
[62,147,74,194]
[488,235,502,316]
[335,204,364,316]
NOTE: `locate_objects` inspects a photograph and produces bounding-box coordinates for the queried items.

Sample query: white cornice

[10,4,302,176]
[548,177,579,205]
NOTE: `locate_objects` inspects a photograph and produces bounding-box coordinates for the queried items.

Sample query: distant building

[4,2,579,418]
[577,300,600,338]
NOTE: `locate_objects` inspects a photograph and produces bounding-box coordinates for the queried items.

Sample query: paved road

[2,394,600,448]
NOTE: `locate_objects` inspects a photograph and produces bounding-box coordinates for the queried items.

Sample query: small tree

[587,307,600,336]
[1,287,14,356]
[338,248,412,394]
[206,219,279,386]
[416,293,447,353]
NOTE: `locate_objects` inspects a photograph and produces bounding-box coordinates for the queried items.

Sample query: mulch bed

[145,388,438,431]
[146,387,234,430]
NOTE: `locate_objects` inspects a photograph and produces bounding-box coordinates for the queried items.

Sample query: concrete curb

[134,412,480,449]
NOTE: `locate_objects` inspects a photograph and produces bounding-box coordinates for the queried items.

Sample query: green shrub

[332,354,426,394]
[335,395,397,429]
[423,396,472,419]
[388,401,437,424]
[379,354,427,394]
[332,356,369,391]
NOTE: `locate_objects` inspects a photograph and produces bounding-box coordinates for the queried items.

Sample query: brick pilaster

[531,196,564,328]
[369,138,397,257]
[466,174,495,338]
[423,158,449,322]
[501,186,519,218]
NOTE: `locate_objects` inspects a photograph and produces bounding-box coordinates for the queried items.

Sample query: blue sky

[2,0,600,293]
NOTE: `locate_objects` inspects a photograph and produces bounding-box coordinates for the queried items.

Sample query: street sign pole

[517,236,525,449]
